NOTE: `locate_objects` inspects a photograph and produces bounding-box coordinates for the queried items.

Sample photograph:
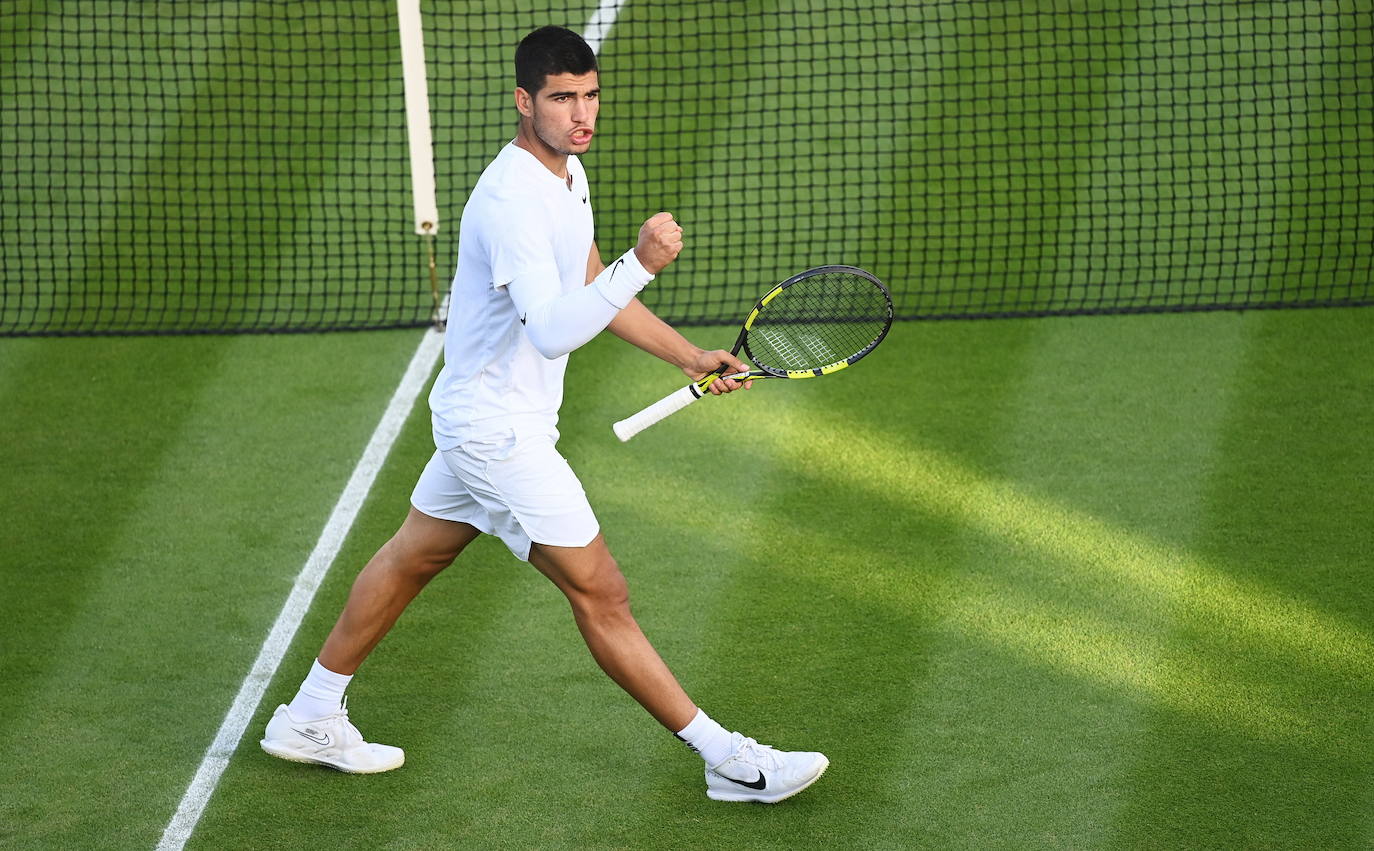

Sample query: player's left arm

[587,242,750,395]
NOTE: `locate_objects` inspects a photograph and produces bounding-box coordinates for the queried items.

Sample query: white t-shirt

[429,143,595,450]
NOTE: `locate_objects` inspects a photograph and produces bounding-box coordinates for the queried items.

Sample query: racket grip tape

[612,383,704,442]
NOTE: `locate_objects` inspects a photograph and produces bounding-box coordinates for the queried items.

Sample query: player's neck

[514,126,571,185]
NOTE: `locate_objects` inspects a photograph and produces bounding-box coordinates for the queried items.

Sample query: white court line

[156,328,445,851]
[156,8,625,848]
[582,0,628,53]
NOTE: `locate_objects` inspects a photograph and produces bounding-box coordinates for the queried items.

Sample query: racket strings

[746,272,891,372]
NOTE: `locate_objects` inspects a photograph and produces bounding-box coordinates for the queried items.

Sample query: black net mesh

[2,1,1371,336]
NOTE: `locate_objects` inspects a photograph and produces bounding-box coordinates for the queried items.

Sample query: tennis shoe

[260,697,404,774]
[704,733,828,803]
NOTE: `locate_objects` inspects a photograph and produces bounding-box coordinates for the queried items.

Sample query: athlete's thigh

[391,506,482,565]
[527,534,624,600]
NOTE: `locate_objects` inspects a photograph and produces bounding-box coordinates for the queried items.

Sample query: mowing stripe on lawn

[155,328,444,850]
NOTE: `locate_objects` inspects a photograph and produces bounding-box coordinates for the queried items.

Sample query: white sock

[287,658,352,721]
[675,708,735,767]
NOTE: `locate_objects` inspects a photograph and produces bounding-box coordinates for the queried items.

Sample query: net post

[423,228,443,328]
[397,0,442,327]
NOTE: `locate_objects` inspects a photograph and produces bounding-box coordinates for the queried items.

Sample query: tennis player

[261,26,828,803]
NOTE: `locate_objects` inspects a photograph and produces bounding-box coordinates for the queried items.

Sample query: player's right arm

[629,212,683,275]
[604,217,749,396]
[507,213,682,360]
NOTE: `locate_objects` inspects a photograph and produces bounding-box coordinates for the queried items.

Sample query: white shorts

[410,431,599,561]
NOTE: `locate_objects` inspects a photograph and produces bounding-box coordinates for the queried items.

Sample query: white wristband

[591,248,654,309]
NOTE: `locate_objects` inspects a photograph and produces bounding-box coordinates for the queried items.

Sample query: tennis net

[2,1,1371,335]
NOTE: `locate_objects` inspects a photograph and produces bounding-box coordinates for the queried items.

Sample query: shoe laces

[325,696,364,747]
[731,736,782,772]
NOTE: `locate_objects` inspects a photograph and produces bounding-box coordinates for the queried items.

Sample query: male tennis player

[261,26,828,803]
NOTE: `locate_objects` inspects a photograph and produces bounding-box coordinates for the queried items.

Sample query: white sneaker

[704,733,829,803]
[260,698,404,774]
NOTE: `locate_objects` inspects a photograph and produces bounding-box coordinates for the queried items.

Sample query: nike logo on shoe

[724,771,767,790]
[293,727,331,746]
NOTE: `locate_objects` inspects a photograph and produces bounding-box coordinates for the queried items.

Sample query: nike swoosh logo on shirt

[519,314,527,325]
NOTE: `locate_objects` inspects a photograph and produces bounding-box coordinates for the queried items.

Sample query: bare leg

[528,534,696,732]
[318,507,480,675]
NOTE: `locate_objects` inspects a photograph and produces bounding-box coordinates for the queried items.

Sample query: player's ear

[514,87,534,118]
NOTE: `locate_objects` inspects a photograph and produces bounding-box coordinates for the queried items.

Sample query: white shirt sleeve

[489,203,559,290]
[504,250,654,359]
[491,202,653,359]
[506,271,618,360]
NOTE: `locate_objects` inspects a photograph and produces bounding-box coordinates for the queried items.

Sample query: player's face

[519,71,600,156]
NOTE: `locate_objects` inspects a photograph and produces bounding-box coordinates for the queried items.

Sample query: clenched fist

[633,212,684,275]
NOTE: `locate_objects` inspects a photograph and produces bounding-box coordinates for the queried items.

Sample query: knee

[570,560,632,620]
[379,535,456,580]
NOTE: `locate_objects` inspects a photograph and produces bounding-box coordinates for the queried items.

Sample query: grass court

[3,309,1372,847]
[1,1,1372,848]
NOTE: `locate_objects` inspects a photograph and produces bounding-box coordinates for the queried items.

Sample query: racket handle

[613,383,704,442]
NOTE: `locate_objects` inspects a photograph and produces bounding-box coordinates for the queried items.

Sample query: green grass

[2,307,1372,848]
[2,3,1372,847]
[0,330,424,847]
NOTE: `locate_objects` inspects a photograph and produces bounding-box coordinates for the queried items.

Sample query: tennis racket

[613,265,893,441]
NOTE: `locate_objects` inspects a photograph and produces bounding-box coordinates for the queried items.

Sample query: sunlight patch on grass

[689,408,1374,749]
[940,575,1315,741]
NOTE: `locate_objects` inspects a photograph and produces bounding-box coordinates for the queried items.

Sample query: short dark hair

[515,26,597,95]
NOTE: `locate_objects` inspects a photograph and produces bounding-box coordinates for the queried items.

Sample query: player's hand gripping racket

[613,265,893,441]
